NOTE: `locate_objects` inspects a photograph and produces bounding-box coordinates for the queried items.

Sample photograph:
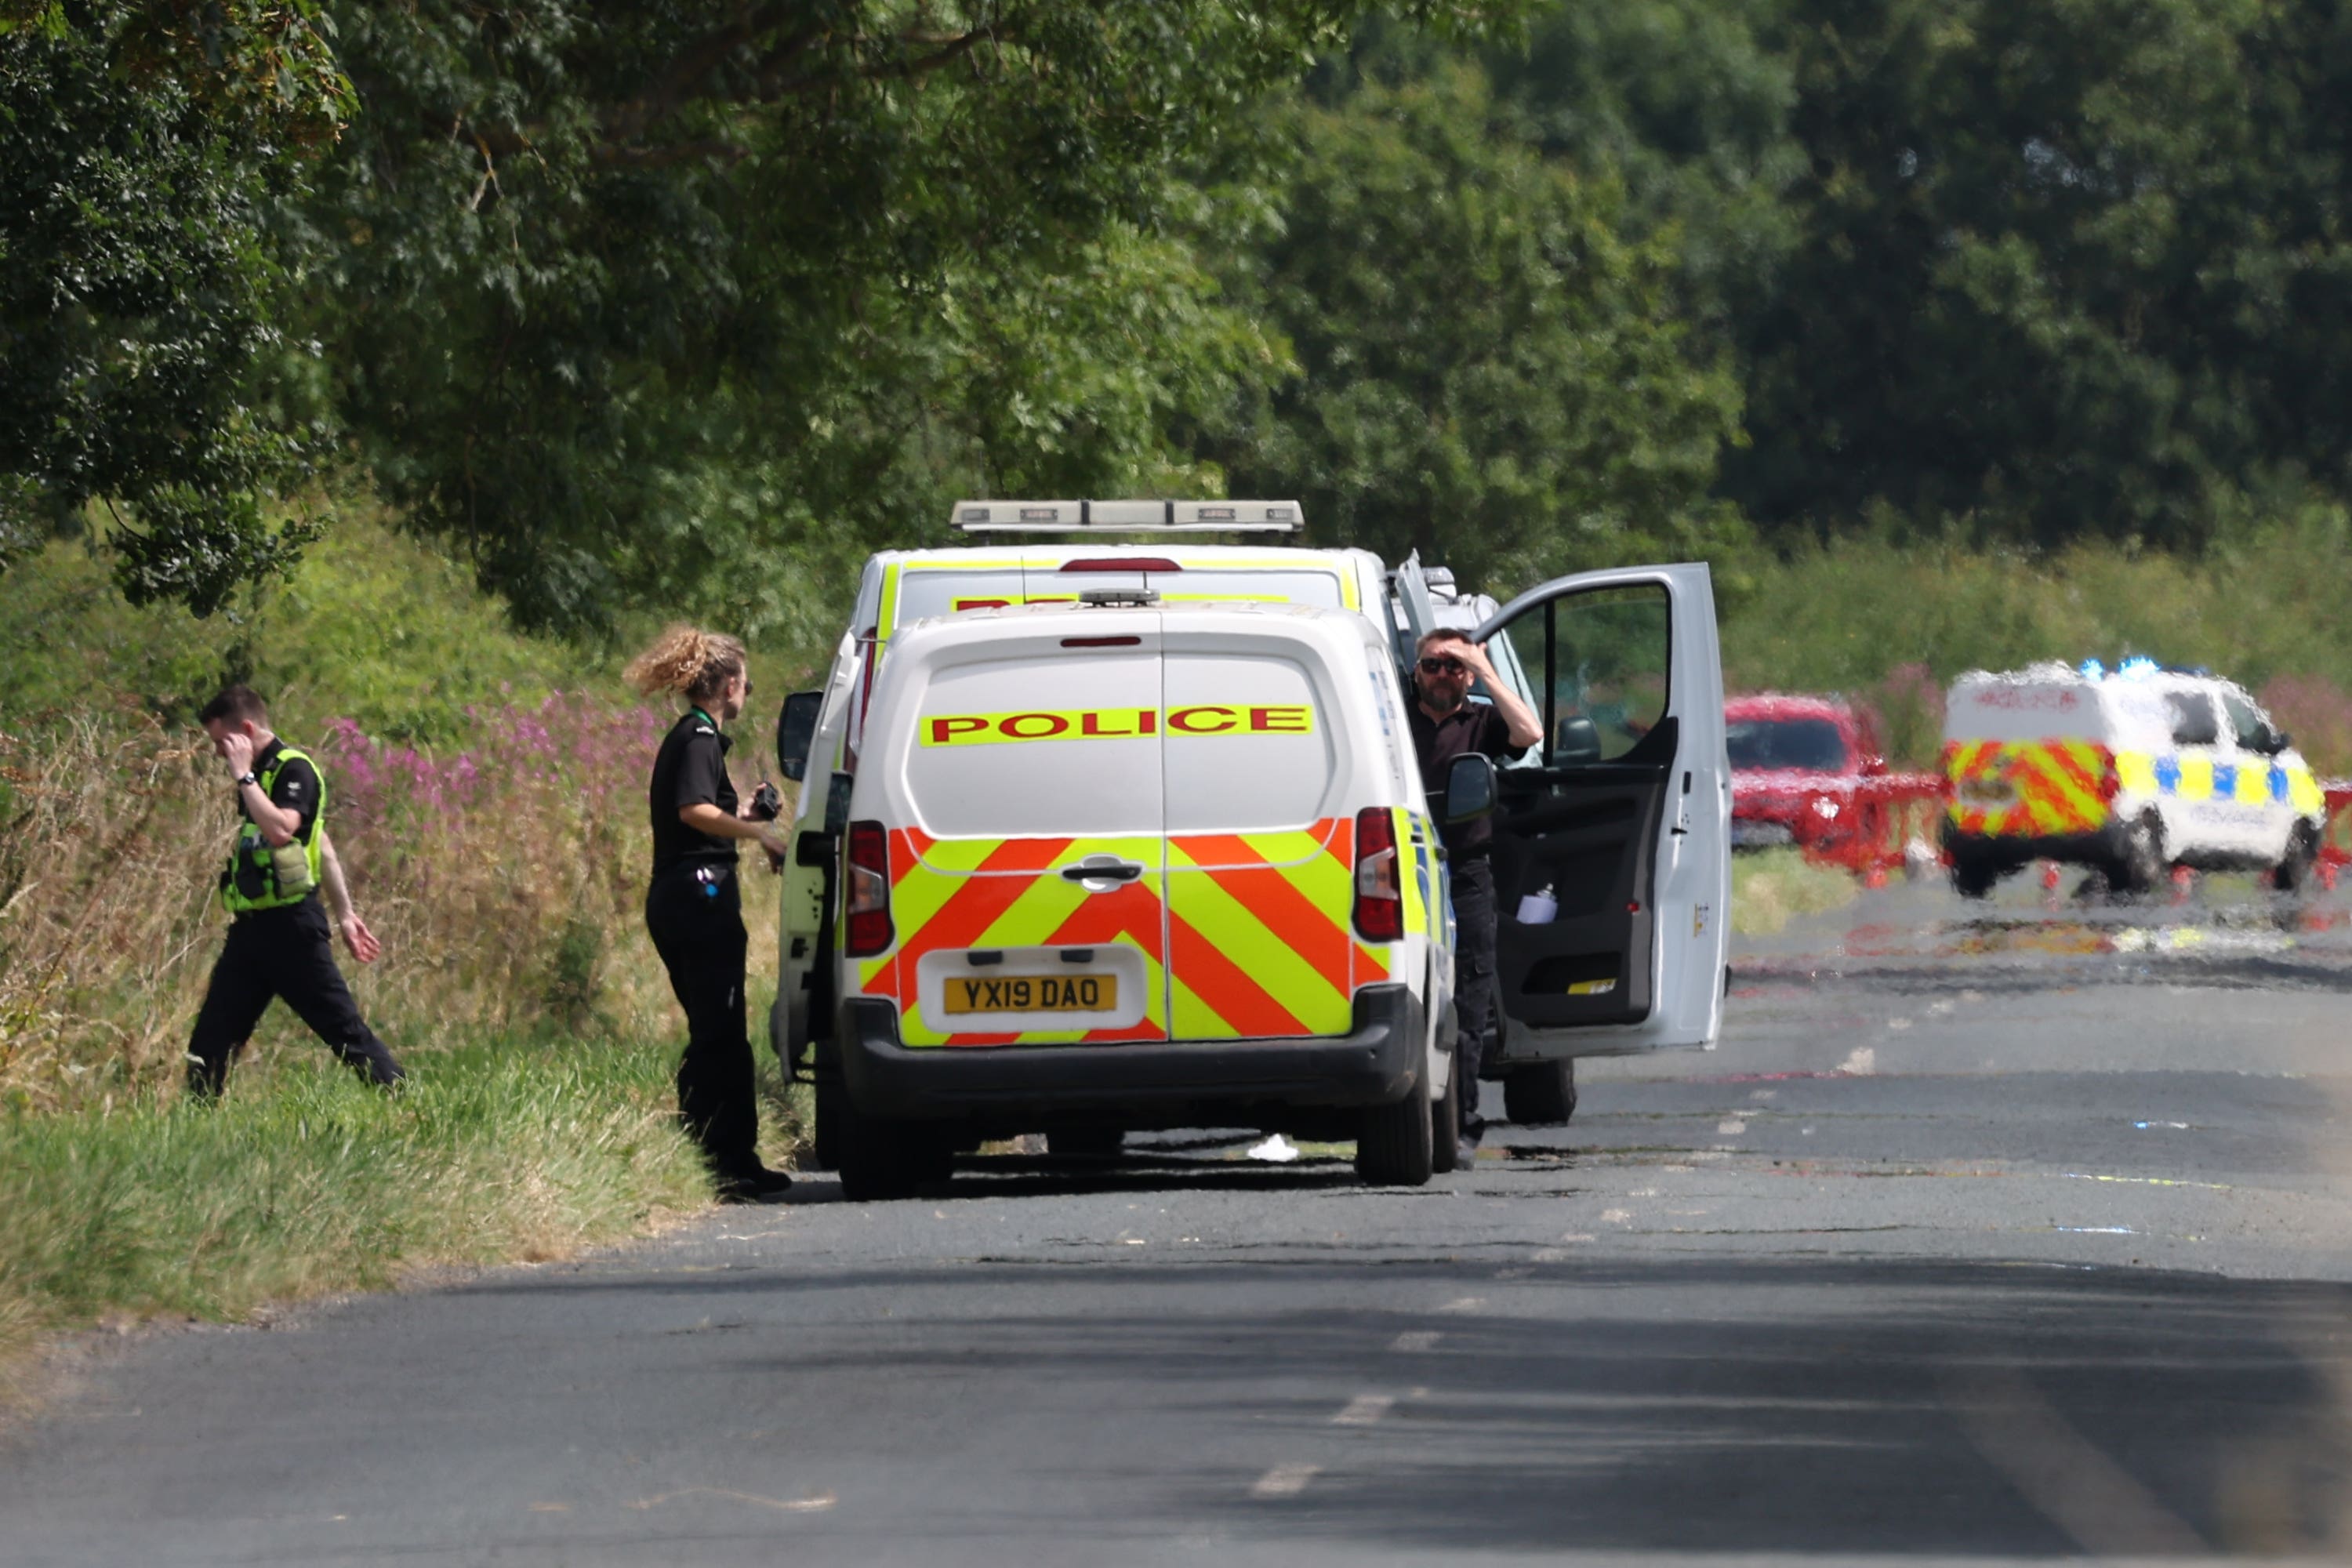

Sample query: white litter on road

[1246,1134,1301,1163]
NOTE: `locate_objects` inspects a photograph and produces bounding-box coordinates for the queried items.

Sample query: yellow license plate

[942,973,1119,1014]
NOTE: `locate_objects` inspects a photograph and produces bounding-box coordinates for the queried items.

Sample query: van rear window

[890,565,1348,630]
[893,569,1029,625]
[1163,652,1336,833]
[899,652,1163,837]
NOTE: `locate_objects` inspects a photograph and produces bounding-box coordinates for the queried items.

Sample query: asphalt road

[8,869,2352,1565]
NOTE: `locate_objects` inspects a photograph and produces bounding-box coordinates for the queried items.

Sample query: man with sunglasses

[1408,630,1541,1156]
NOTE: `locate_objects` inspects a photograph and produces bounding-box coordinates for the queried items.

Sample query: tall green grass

[0,517,815,1399]
[0,1038,729,1404]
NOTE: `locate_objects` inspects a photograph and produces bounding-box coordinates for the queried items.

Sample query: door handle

[1062,859,1144,884]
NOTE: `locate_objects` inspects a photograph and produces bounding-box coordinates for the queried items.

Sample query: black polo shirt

[648,707,739,874]
[1408,699,1528,855]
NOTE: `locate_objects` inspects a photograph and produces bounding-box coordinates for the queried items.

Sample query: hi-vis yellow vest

[219,746,325,913]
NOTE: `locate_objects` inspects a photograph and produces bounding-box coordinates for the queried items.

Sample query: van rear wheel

[2111,812,2166,897]
[1356,1076,1434,1187]
[1429,1059,1461,1174]
[1948,846,1998,899]
[837,1098,953,1202]
[808,1080,844,1171]
[1504,1059,1577,1126]
[2273,822,2320,893]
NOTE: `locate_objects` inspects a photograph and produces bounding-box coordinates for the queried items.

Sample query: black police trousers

[186,898,405,1098]
[644,861,759,1174]
[1450,856,1499,1129]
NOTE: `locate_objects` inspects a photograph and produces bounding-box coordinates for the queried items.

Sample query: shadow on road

[638,1253,2350,1557]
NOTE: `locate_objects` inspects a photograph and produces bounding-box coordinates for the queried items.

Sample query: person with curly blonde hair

[628,625,792,1201]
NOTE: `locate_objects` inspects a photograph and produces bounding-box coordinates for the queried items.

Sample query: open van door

[1472,564,1730,1057]
[1390,550,1442,673]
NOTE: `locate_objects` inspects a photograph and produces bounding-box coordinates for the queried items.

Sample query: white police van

[773,502,1733,1174]
[1943,660,2328,896]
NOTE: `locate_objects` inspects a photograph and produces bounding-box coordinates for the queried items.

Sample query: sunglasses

[1417,656,1468,675]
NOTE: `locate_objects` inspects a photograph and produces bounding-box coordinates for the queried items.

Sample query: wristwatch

[235,771,259,788]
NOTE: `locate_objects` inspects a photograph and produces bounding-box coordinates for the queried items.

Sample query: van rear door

[881,626,1171,1046]
[1160,631,1364,1042]
[1473,564,1730,1055]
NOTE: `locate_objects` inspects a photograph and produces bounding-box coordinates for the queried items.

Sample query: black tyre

[1356,1076,1434,1187]
[808,1080,844,1172]
[836,1098,953,1202]
[1948,849,1998,899]
[2111,811,2166,897]
[2273,821,2321,893]
[1503,1058,1577,1126]
[1047,1127,1125,1159]
[1429,1057,1461,1174]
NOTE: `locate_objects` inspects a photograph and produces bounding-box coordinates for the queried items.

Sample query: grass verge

[1732,848,1861,936]
[0,1036,722,1410]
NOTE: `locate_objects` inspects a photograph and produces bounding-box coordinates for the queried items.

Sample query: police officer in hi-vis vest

[627,626,793,1202]
[186,684,405,1098]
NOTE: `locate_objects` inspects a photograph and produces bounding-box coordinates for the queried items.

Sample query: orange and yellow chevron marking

[857,816,1395,1047]
[1165,823,1363,1041]
[858,833,1171,1047]
[1943,739,2112,837]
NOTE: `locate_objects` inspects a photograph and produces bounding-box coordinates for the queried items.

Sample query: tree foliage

[1208,59,1748,592]
[1486,0,2352,552]
[28,0,2352,631]
[292,0,1465,633]
[0,0,348,611]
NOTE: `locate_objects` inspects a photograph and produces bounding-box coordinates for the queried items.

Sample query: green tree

[1722,0,2352,550]
[1207,60,1748,596]
[0,0,349,612]
[295,1,1506,635]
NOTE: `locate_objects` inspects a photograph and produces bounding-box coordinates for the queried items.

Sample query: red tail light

[1352,807,1403,942]
[844,820,894,957]
[1059,557,1183,572]
[2095,743,2120,802]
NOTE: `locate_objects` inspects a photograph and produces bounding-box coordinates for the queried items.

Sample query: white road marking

[1749,1088,1779,1102]
[627,1487,836,1514]
[1332,1395,1394,1426]
[1601,1208,1632,1223]
[1436,1296,1486,1313]
[1717,1118,1748,1135]
[1389,1330,1442,1352]
[1947,1370,2201,1554]
[1838,1046,1877,1076]
[1250,1464,1320,1498]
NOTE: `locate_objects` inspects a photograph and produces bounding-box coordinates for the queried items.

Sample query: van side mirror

[1444,753,1498,823]
[777,690,823,782]
[2263,726,2292,755]
[1555,715,1602,767]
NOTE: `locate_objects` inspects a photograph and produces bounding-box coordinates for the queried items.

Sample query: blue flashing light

[2118,655,2161,681]
[2078,659,2107,680]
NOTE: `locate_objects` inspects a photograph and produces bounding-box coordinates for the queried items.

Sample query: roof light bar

[952,499,1303,534]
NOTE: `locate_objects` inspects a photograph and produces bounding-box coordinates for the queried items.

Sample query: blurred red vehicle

[1726,694,1889,854]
